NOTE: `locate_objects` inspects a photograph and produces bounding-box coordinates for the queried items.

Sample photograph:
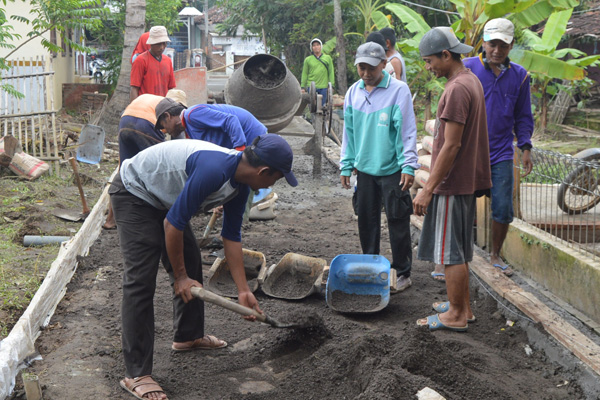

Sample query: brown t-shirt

[431,69,492,195]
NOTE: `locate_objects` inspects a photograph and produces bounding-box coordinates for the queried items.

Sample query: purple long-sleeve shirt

[464,54,534,166]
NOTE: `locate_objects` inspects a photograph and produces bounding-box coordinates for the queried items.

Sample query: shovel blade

[52,209,83,222]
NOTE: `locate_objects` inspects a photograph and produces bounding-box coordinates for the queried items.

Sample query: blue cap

[251,134,298,187]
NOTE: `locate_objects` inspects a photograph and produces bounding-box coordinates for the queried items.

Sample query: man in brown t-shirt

[414,27,492,332]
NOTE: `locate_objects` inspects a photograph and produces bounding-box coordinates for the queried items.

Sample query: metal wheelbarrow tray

[205,249,265,298]
[326,254,391,313]
[258,253,327,300]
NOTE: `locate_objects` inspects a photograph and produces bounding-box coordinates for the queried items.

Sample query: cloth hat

[251,134,297,187]
[483,18,514,44]
[155,97,186,130]
[354,42,386,66]
[146,26,170,45]
[310,38,322,48]
[166,89,188,107]
[366,31,388,51]
[419,27,473,57]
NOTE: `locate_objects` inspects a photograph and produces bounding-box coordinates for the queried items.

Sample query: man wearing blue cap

[111,135,297,400]
[414,27,491,332]
[340,41,419,294]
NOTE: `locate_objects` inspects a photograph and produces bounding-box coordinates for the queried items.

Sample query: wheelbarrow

[325,254,391,313]
[258,253,327,300]
[205,249,265,298]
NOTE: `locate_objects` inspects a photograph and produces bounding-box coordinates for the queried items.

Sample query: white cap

[483,18,514,44]
[310,38,322,48]
[146,26,170,45]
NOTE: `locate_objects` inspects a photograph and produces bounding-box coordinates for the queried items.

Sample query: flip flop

[416,314,468,332]
[120,375,168,400]
[432,301,476,323]
[430,271,445,282]
[493,263,514,277]
[171,335,228,352]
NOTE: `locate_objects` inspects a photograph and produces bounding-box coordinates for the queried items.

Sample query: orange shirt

[130,52,176,97]
[121,94,164,125]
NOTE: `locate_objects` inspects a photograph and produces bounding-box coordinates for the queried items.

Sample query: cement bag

[415,169,429,188]
[418,155,431,172]
[9,152,50,180]
[425,119,436,135]
[421,136,434,154]
[0,135,22,167]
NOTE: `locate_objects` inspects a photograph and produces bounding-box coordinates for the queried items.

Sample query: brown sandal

[171,334,228,352]
[120,375,168,400]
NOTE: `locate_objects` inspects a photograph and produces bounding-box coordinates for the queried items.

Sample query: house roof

[566,3,600,37]
[194,6,227,25]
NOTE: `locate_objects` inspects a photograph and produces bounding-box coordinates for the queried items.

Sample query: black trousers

[110,175,204,378]
[355,170,413,277]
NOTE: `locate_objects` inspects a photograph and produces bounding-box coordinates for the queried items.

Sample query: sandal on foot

[430,271,445,282]
[120,375,168,400]
[416,314,468,332]
[493,263,513,277]
[172,334,228,352]
[432,301,476,323]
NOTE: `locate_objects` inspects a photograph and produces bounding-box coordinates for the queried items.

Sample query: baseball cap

[155,97,186,130]
[354,42,386,66]
[146,26,170,45]
[419,27,473,57]
[310,38,322,48]
[166,89,188,107]
[366,31,388,51]
[251,134,297,187]
[483,18,514,44]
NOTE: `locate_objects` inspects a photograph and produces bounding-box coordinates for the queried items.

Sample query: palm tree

[99,0,146,139]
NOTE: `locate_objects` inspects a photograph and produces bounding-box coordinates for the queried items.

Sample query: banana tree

[514,8,600,130]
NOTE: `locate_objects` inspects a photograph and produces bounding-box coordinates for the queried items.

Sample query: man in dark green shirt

[301,38,335,105]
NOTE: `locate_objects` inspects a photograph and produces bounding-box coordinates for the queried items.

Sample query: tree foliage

[1,0,107,97]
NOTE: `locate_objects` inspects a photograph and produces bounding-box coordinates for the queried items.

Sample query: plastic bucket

[326,254,390,313]
[76,124,105,164]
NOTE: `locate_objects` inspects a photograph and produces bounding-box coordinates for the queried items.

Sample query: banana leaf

[541,9,573,51]
[511,49,585,80]
[385,3,430,38]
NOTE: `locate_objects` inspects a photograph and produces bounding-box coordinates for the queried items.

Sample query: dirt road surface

[9,136,590,399]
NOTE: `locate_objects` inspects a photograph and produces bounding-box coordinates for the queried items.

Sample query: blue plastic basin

[326,254,390,313]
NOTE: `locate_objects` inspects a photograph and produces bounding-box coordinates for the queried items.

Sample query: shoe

[432,301,476,323]
[416,314,468,332]
[493,263,514,277]
[391,276,412,294]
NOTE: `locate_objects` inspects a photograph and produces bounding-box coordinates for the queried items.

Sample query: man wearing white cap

[340,41,419,294]
[130,26,176,103]
[301,38,335,105]
[464,18,534,277]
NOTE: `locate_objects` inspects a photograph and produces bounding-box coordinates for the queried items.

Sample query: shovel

[197,210,219,248]
[191,286,321,329]
[69,157,91,217]
[51,158,91,222]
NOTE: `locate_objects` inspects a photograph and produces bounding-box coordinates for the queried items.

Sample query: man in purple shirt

[463,18,534,277]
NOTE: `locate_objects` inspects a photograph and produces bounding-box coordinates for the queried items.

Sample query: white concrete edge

[0,167,118,400]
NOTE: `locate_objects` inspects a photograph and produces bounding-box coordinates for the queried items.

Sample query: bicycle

[557,148,600,214]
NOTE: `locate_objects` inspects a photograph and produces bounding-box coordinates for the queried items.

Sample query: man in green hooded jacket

[301,38,335,105]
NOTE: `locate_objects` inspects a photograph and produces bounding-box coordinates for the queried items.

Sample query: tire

[557,161,600,215]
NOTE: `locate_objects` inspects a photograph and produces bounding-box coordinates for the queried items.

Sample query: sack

[415,169,430,188]
[9,152,50,180]
[421,136,434,154]
[0,135,22,167]
[418,155,431,172]
[424,119,436,135]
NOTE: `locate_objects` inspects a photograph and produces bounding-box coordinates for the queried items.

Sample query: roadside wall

[503,219,600,325]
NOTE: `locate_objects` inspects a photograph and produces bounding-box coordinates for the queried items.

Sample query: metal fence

[516,148,599,261]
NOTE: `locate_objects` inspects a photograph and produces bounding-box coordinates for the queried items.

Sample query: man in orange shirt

[130,26,176,103]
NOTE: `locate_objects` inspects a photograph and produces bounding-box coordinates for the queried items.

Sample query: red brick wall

[62,83,110,111]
